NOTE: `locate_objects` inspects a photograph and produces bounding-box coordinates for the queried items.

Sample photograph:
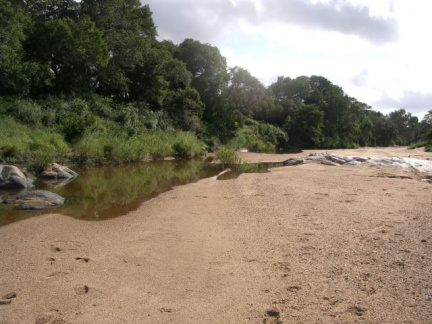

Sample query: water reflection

[0,159,282,226]
[216,162,283,180]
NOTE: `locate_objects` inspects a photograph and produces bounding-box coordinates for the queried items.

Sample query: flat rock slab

[283,153,432,176]
[3,190,65,210]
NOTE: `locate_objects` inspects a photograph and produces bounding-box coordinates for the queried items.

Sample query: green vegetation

[215,147,243,168]
[0,116,70,170]
[1,0,431,169]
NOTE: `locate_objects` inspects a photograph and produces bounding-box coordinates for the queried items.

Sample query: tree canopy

[1,0,431,165]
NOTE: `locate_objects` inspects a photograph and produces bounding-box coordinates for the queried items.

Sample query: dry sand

[0,147,431,324]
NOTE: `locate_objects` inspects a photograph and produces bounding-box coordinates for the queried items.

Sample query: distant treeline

[1,0,431,167]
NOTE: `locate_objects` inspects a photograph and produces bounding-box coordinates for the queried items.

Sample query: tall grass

[0,116,70,170]
[74,129,205,164]
[215,147,243,168]
[0,97,206,166]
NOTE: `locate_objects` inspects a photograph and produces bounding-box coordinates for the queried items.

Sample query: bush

[227,122,279,153]
[74,132,110,163]
[172,132,205,158]
[9,99,43,125]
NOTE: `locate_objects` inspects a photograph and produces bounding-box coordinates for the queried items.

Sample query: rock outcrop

[283,153,432,177]
[0,165,34,189]
[3,190,65,210]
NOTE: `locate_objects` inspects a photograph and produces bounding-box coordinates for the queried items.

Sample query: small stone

[347,305,366,316]
[35,314,53,324]
[421,239,427,243]
[266,308,280,317]
[395,259,405,266]
[76,257,90,263]
[75,285,89,295]
[287,286,302,292]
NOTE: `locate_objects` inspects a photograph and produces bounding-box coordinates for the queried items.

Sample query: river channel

[0,159,282,227]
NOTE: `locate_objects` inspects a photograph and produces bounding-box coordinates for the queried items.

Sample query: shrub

[9,99,43,125]
[172,132,205,158]
[227,122,278,153]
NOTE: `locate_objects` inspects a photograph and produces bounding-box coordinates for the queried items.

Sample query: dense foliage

[1,0,431,167]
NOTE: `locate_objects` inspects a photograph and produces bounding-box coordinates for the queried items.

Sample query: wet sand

[0,147,431,323]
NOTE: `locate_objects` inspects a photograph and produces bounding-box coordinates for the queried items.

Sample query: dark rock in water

[41,163,78,179]
[3,190,65,210]
[0,165,34,189]
[39,177,75,189]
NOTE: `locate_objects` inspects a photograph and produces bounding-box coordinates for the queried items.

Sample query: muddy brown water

[0,159,282,227]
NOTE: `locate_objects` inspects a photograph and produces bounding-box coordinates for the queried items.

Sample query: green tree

[21,0,81,20]
[128,46,192,107]
[389,109,419,144]
[28,16,109,94]
[423,110,432,125]
[306,76,353,147]
[164,88,204,132]
[285,104,324,148]
[418,110,432,141]
[0,0,36,95]
[368,111,398,146]
[267,76,309,126]
[177,39,228,122]
[81,0,157,96]
[224,66,269,117]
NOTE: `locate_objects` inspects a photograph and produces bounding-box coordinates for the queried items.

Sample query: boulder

[3,190,65,210]
[0,165,34,189]
[41,163,78,179]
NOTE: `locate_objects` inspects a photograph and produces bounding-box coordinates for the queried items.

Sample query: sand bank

[0,147,431,323]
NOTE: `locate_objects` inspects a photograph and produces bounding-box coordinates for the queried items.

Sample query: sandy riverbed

[0,147,431,323]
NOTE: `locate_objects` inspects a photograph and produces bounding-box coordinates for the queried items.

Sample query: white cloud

[145,0,432,118]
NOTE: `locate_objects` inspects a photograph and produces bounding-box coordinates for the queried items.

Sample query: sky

[143,0,432,120]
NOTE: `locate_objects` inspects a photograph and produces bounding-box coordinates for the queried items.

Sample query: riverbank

[0,147,431,323]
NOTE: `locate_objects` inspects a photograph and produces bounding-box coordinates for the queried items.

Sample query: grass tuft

[215,147,243,168]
